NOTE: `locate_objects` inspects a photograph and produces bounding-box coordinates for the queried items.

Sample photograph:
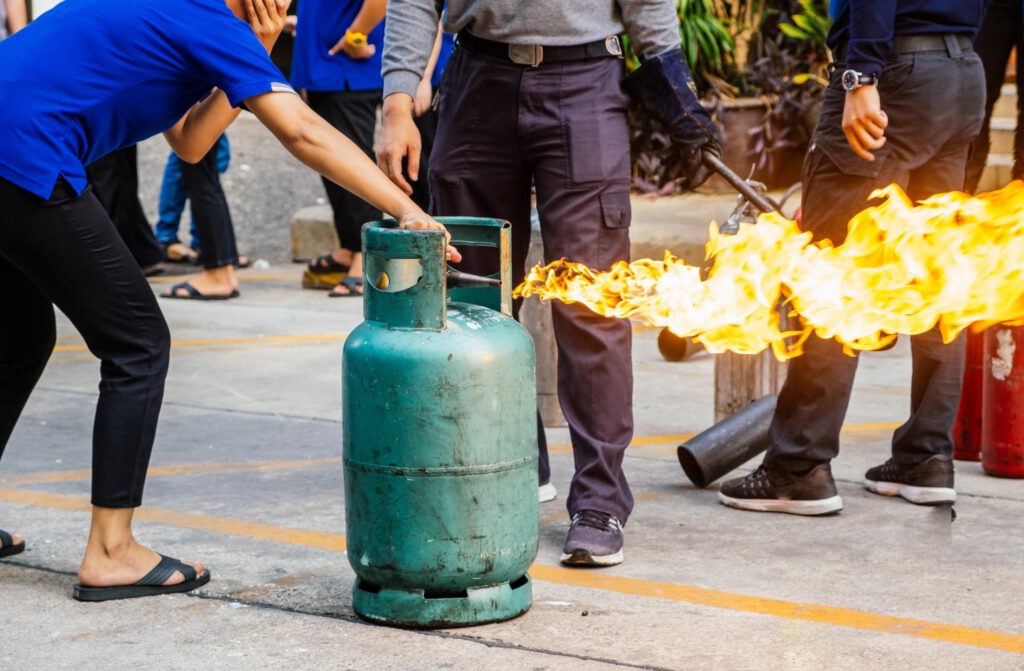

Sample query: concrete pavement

[2,264,1023,670]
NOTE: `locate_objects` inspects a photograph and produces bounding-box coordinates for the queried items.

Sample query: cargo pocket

[600,190,631,229]
[566,116,631,186]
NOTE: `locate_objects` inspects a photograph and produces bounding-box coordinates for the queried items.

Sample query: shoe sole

[539,483,557,503]
[864,479,956,505]
[559,548,624,567]
[718,492,843,516]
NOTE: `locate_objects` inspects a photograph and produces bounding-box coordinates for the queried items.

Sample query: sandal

[328,275,364,298]
[307,253,350,275]
[162,281,239,301]
[73,554,210,602]
[0,529,24,559]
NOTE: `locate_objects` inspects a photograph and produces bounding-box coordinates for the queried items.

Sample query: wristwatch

[841,69,879,92]
[345,30,367,48]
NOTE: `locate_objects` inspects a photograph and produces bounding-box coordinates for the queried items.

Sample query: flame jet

[515,181,1024,361]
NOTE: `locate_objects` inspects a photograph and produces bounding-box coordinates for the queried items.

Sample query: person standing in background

[964,0,1023,193]
[0,0,27,39]
[291,0,387,298]
[86,146,167,277]
[155,134,232,265]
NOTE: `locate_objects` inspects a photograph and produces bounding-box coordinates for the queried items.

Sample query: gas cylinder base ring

[351,574,533,629]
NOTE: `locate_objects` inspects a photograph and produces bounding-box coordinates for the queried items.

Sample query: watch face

[841,69,859,91]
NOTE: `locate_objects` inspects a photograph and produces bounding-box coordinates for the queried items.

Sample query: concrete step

[978,153,1014,192]
[988,116,1016,154]
[290,193,751,266]
[993,84,1018,118]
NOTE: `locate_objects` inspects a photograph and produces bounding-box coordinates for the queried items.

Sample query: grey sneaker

[719,463,843,516]
[865,456,956,505]
[560,510,624,567]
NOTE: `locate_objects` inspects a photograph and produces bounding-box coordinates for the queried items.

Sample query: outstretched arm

[246,91,461,260]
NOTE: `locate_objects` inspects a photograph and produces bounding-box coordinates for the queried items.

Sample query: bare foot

[165,242,199,264]
[78,537,204,588]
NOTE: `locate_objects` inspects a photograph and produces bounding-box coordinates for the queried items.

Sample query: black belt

[833,33,973,62]
[457,31,623,67]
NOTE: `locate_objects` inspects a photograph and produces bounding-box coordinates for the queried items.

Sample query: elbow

[279,118,324,160]
[176,149,206,165]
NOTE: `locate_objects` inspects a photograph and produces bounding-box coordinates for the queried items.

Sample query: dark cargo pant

[766,37,985,472]
[429,47,635,523]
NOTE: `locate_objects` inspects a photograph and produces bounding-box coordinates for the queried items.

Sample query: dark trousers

[965,0,1024,193]
[412,107,438,211]
[430,48,635,522]
[766,40,985,472]
[86,145,164,268]
[307,89,382,251]
[0,177,170,507]
[181,144,239,269]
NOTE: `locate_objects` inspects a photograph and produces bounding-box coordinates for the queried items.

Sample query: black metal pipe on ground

[677,395,778,488]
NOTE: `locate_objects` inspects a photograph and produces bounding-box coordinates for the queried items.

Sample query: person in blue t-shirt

[291,0,387,297]
[0,0,456,601]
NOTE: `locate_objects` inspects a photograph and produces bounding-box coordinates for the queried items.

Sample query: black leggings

[0,177,170,508]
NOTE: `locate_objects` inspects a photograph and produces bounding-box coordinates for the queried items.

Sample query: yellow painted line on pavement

[4,458,341,486]
[53,333,348,353]
[0,487,345,552]
[1,484,1022,654]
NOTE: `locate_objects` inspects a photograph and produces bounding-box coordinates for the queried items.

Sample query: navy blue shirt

[291,0,385,92]
[0,0,292,200]
[828,1,986,76]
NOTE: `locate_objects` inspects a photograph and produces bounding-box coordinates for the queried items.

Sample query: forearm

[349,0,387,35]
[251,93,419,219]
[382,0,441,98]
[164,91,241,163]
[619,0,680,58]
[421,23,443,84]
[5,0,27,33]
[848,0,897,77]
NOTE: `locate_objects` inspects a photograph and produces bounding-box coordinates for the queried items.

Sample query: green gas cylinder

[342,218,538,628]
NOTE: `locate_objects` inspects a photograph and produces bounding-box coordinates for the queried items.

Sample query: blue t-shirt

[290,0,385,92]
[432,33,456,89]
[0,0,293,200]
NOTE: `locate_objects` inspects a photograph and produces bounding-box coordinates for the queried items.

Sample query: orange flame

[515,181,1024,360]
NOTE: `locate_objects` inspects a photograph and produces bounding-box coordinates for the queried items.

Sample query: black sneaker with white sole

[864,456,955,505]
[560,510,624,567]
[719,463,843,516]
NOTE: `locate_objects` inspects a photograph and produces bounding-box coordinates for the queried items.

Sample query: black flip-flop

[73,554,211,602]
[328,275,364,298]
[0,529,25,559]
[307,253,350,275]
[162,281,239,301]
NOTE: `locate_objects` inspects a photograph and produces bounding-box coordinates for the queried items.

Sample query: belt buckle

[509,44,543,67]
[605,36,623,58]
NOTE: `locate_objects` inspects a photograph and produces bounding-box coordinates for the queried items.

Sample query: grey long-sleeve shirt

[382,0,680,98]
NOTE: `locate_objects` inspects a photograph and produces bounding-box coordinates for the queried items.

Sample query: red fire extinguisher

[981,326,1024,478]
[953,331,985,461]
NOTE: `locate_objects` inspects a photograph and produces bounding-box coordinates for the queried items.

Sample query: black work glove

[622,48,723,188]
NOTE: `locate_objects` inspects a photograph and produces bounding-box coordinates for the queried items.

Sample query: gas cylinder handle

[437,217,513,316]
[361,221,448,330]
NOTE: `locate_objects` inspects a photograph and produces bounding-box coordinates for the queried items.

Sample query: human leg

[307,89,381,295]
[86,145,165,269]
[427,48,547,494]
[0,177,201,592]
[165,142,239,299]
